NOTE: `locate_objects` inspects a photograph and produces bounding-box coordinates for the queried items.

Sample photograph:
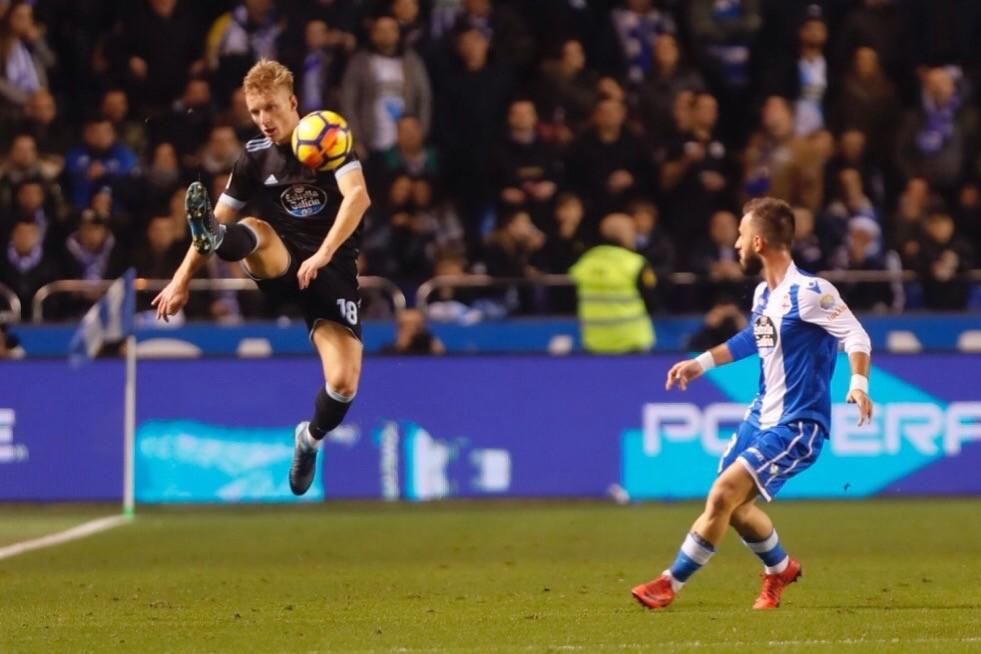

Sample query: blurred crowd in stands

[0,0,979,324]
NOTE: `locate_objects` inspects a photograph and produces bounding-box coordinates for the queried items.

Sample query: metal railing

[415,272,693,310]
[416,269,981,313]
[15,268,981,323]
[0,283,20,324]
[803,269,981,283]
[30,276,406,324]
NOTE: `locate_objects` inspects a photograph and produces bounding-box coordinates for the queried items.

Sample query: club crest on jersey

[280,184,327,218]
[754,315,777,354]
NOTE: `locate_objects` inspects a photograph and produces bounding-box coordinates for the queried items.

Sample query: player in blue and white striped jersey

[632,197,874,610]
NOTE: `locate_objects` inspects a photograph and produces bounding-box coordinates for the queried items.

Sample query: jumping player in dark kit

[152,59,371,496]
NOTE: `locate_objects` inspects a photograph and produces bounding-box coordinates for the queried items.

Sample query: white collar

[769,261,799,294]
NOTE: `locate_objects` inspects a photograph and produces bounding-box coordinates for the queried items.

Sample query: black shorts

[248,242,362,339]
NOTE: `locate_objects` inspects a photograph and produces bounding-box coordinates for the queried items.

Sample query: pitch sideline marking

[0,515,129,561]
[373,638,981,653]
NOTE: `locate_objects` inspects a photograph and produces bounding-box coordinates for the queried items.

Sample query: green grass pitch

[1,500,979,653]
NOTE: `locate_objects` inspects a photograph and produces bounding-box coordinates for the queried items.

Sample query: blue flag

[69,269,136,364]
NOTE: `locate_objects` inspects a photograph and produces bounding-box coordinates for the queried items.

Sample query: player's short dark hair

[743,197,795,250]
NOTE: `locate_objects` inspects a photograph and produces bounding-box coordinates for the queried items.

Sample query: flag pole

[68,269,137,517]
[123,333,136,518]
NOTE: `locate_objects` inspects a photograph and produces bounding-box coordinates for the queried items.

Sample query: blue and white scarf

[66,231,116,281]
[707,0,750,87]
[916,91,960,154]
[5,40,41,95]
[7,241,42,273]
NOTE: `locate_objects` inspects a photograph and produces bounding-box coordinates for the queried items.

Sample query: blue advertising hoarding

[10,314,981,356]
[0,361,124,500]
[1,355,979,502]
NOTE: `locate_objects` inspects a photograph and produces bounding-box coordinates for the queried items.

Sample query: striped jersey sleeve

[217,143,261,211]
[797,277,871,355]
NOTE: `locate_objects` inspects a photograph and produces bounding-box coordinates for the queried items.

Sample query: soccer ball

[291,110,354,171]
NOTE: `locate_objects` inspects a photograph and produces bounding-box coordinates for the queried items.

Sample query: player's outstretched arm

[150,247,207,322]
[667,315,759,391]
[297,166,370,289]
[666,343,734,391]
[150,204,236,321]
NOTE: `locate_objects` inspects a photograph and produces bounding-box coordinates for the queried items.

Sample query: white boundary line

[0,515,129,561]
[354,637,981,653]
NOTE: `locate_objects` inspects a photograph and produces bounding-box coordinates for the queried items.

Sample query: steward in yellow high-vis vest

[569,214,657,354]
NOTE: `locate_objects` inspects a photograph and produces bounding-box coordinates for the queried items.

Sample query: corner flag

[69,269,136,364]
[67,268,139,515]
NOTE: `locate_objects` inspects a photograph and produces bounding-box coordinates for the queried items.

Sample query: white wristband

[695,351,716,372]
[849,374,869,394]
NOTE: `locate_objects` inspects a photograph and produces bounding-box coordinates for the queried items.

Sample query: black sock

[308,385,354,439]
[215,223,257,262]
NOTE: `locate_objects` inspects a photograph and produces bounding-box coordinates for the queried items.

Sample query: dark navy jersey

[218,134,363,261]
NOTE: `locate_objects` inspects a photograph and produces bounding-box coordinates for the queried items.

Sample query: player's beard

[740,250,763,276]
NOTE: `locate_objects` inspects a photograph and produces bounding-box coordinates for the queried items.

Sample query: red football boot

[631,573,676,609]
[753,558,802,609]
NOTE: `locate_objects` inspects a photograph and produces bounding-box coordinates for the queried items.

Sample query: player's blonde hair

[243,59,294,96]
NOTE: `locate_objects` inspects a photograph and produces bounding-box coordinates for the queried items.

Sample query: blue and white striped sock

[743,529,789,574]
[666,532,716,591]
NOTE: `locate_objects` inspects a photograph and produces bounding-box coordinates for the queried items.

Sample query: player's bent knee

[329,366,361,399]
[238,216,271,237]
[239,218,290,279]
[706,482,740,516]
[239,217,285,254]
[329,374,359,399]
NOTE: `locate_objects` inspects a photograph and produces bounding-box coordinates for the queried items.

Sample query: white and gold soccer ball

[291,110,354,171]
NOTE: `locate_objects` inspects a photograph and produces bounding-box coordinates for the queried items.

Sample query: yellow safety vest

[569,245,655,354]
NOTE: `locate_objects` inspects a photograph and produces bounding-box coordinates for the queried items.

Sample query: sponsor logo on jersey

[280,184,327,217]
[827,305,847,321]
[753,315,777,353]
[819,293,836,311]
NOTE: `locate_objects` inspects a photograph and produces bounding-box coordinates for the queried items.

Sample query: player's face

[736,213,764,275]
[245,87,299,144]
